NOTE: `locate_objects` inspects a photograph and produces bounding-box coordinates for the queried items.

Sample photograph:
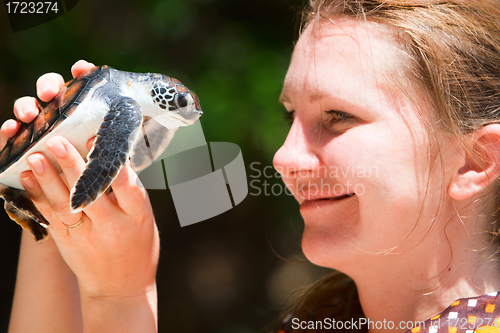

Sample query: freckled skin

[273,17,500,327]
[273,19,457,271]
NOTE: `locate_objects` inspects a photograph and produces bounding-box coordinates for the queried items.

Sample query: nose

[273,119,321,179]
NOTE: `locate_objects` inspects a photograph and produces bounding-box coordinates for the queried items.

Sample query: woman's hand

[22,137,160,296]
[6,60,159,333]
[6,60,97,333]
[23,136,159,332]
[1,60,93,147]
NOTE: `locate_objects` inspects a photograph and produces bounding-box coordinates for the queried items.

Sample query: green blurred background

[0,0,331,331]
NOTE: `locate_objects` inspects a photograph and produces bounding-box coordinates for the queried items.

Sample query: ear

[448,124,500,200]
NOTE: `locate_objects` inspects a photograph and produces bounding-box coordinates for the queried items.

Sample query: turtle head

[147,76,203,129]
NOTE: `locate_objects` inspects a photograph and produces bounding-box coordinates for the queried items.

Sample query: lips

[304,193,355,201]
[322,193,355,201]
[300,193,355,208]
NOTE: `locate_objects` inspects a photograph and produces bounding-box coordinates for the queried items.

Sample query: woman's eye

[324,110,354,126]
[281,109,353,128]
[282,109,295,126]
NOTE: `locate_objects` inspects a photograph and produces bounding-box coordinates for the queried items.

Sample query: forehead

[282,18,403,105]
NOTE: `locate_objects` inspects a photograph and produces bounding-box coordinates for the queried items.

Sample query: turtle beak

[153,106,202,129]
[183,107,202,124]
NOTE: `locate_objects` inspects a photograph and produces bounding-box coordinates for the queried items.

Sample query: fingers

[87,136,96,151]
[110,163,151,217]
[0,119,20,149]
[82,135,147,217]
[2,61,94,149]
[21,134,150,242]
[45,136,114,219]
[13,96,40,123]
[71,60,95,78]
[20,171,55,221]
[1,96,43,149]
[20,170,70,240]
[36,73,65,103]
[2,96,42,149]
[25,153,82,234]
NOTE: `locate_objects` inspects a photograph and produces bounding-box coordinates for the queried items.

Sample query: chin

[301,225,359,270]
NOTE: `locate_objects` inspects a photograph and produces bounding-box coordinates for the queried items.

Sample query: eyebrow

[279,88,342,105]
[308,91,330,103]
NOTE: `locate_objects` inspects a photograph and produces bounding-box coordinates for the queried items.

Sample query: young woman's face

[273,19,455,270]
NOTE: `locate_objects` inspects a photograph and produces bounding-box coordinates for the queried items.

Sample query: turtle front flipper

[0,184,49,243]
[70,96,143,212]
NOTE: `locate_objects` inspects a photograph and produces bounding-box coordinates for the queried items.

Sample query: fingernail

[20,176,36,189]
[20,103,35,119]
[47,138,67,158]
[41,82,54,94]
[27,155,45,174]
[19,102,27,117]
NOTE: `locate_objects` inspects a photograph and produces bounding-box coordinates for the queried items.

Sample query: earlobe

[448,124,500,201]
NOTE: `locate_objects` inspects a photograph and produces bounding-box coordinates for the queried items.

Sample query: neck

[344,215,500,333]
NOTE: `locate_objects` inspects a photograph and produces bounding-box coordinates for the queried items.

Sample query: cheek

[330,121,428,194]
[324,128,431,236]
[366,135,439,246]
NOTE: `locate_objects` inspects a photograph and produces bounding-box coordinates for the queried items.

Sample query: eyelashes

[282,109,354,127]
[324,110,354,126]
[282,109,295,126]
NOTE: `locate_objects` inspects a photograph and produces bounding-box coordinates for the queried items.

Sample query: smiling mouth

[299,193,355,210]
[305,193,354,202]
[313,193,355,201]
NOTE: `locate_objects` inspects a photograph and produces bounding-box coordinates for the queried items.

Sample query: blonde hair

[277,0,500,329]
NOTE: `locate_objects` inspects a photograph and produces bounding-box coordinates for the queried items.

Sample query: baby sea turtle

[0,65,203,242]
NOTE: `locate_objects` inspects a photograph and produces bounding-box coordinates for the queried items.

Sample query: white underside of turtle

[0,82,109,189]
[0,65,203,242]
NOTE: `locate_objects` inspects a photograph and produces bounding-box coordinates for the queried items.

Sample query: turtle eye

[175,93,191,109]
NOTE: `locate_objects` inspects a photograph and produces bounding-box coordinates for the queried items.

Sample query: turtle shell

[0,65,204,242]
[0,65,109,173]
